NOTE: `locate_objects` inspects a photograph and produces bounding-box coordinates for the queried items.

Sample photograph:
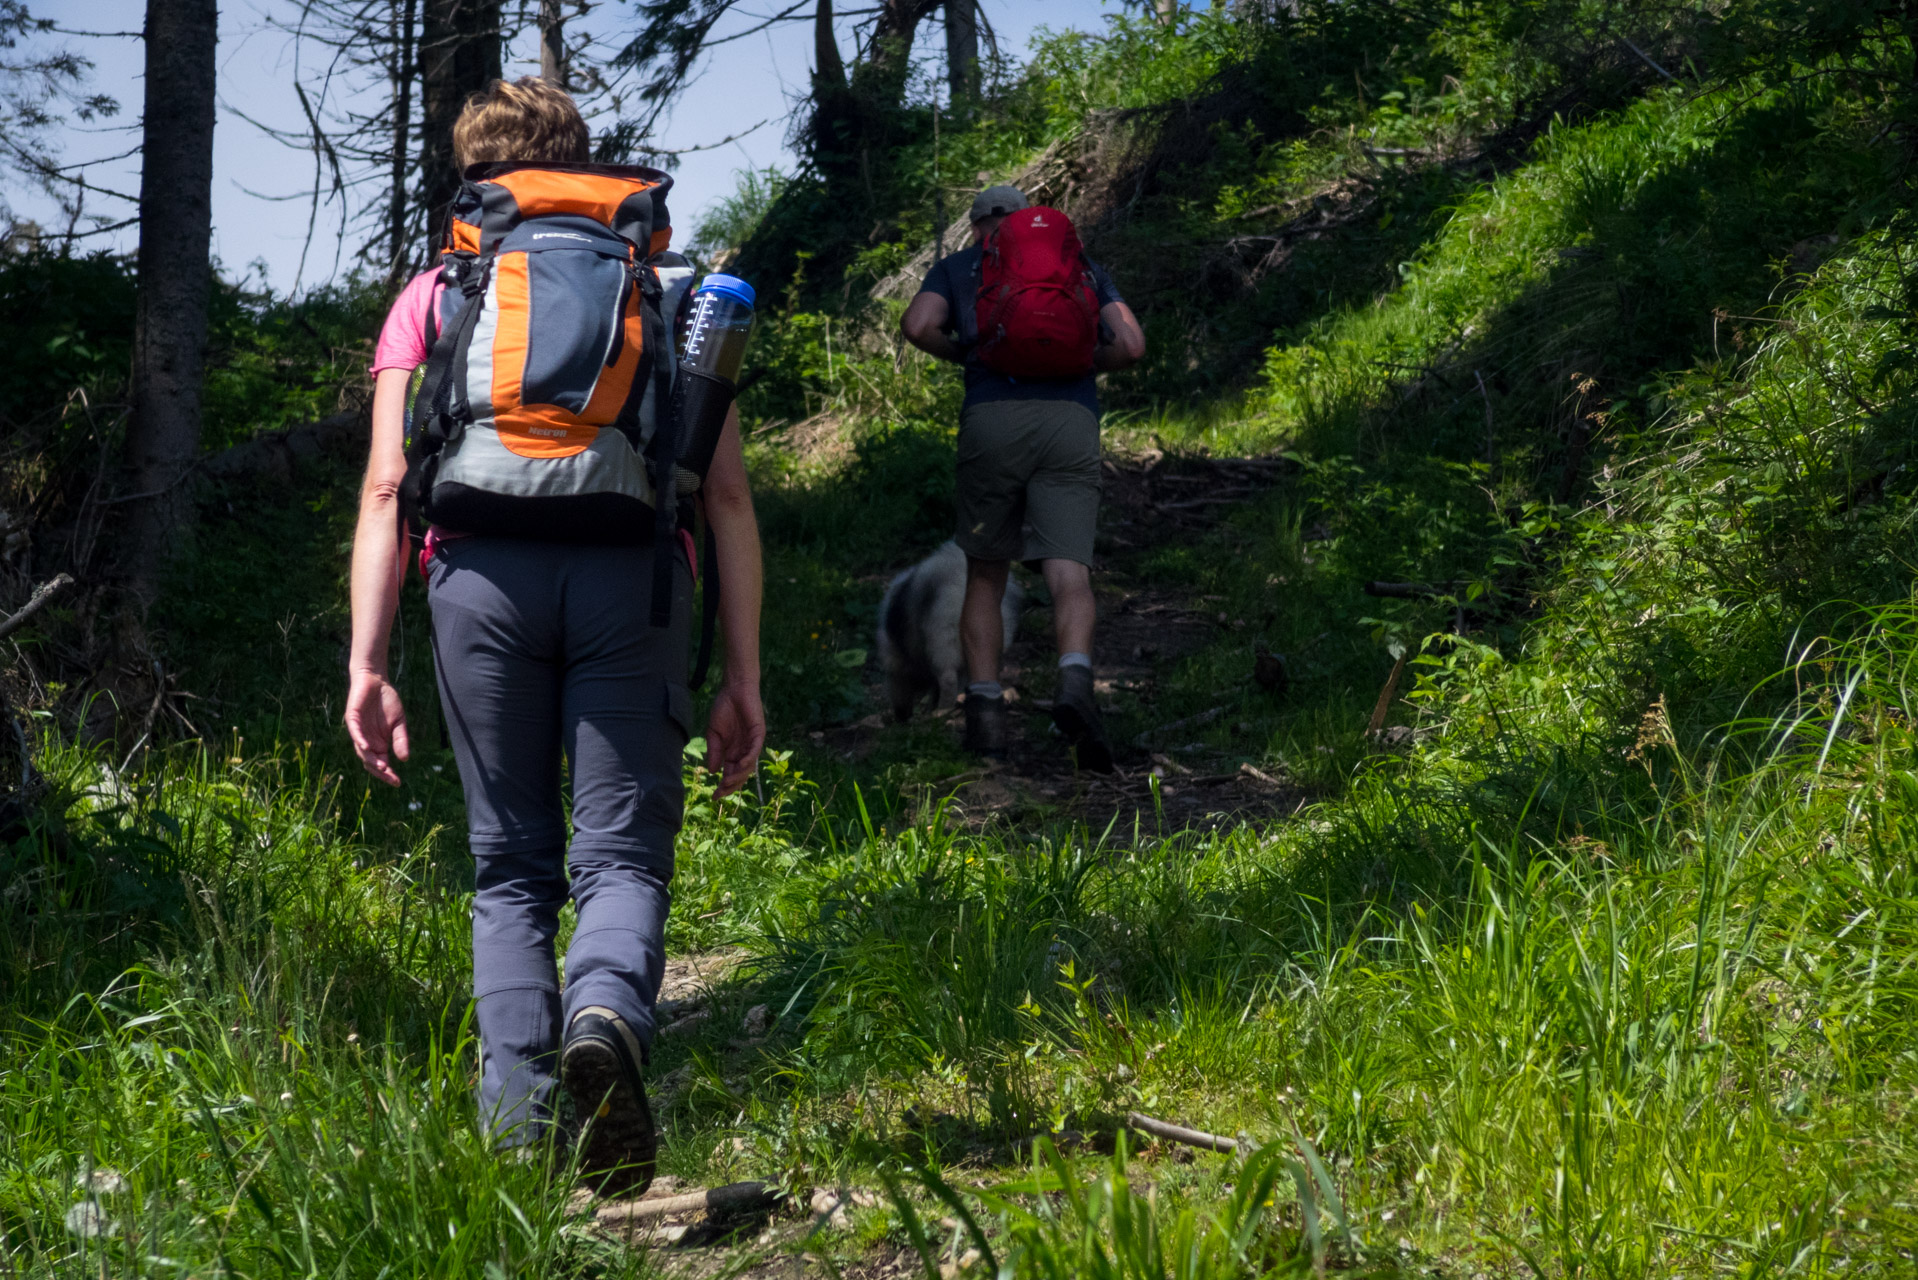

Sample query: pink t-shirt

[371,268,445,375]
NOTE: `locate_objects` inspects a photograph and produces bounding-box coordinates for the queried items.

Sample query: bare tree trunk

[1153,0,1179,25]
[386,0,419,285]
[124,0,218,608]
[865,0,940,94]
[539,0,565,86]
[418,0,501,249]
[944,0,977,108]
[813,0,844,92]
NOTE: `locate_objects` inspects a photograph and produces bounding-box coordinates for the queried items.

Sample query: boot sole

[561,1036,656,1196]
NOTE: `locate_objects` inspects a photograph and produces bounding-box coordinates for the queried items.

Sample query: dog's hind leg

[935,665,962,711]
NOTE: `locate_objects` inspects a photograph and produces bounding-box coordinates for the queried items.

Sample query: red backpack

[973,207,1099,379]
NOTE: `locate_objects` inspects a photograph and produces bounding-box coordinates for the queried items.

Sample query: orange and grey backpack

[403,161,694,627]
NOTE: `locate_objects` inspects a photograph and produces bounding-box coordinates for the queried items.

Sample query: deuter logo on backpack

[974,205,1098,379]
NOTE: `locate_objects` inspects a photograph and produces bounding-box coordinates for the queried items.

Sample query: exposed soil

[816,450,1311,836]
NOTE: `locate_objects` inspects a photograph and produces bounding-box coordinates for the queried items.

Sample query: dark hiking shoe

[1052,666,1114,773]
[963,692,1009,758]
[561,1008,656,1196]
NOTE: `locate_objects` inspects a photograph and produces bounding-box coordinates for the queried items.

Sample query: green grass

[7,7,1918,1277]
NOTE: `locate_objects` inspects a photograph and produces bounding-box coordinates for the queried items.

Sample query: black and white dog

[877,541,1024,721]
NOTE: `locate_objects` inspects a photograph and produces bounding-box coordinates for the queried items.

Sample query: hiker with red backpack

[900,185,1146,770]
[344,79,765,1190]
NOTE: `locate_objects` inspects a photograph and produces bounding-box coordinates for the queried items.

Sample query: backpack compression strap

[631,260,681,629]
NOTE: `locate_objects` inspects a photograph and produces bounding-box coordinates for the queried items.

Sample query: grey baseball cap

[969,184,1028,222]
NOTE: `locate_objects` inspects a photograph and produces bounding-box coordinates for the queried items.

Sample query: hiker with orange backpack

[343,79,765,1189]
[900,185,1146,770]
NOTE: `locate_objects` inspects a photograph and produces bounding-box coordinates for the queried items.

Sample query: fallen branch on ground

[595,1180,780,1227]
[202,408,368,481]
[1133,705,1226,749]
[1363,581,1445,599]
[1126,1112,1240,1153]
[1367,651,1412,738]
[1154,488,1258,511]
[0,574,74,643]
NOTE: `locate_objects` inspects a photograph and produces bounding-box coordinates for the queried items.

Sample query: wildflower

[64,1201,111,1238]
[78,1168,125,1195]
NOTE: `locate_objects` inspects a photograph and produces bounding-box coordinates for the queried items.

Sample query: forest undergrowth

[2,3,1917,1276]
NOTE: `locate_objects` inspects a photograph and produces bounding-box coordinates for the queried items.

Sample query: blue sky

[16,0,1121,291]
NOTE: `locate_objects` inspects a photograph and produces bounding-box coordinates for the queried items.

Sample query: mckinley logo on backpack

[973,205,1099,379]
[402,161,693,547]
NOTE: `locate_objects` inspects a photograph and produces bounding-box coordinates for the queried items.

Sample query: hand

[704,680,765,799]
[344,670,410,786]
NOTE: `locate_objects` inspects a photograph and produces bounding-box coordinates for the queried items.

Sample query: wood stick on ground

[1367,651,1412,738]
[1126,1112,1240,1153]
[1363,581,1439,599]
[0,574,74,644]
[595,1180,779,1227]
[1133,705,1227,749]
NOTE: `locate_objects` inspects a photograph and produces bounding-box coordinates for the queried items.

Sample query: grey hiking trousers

[426,535,694,1143]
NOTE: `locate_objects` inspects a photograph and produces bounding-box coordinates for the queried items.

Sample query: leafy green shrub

[0,249,135,432]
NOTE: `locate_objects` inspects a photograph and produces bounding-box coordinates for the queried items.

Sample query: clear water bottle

[666,274,755,491]
[681,274,755,380]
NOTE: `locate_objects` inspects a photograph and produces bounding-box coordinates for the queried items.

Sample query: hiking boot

[1051,666,1114,773]
[963,691,1009,758]
[560,1008,656,1196]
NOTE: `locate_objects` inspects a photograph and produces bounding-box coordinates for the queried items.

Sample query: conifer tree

[123,0,217,605]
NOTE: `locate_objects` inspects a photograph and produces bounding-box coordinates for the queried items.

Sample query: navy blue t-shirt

[916,246,1124,415]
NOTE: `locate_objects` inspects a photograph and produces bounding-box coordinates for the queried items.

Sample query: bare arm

[901,291,964,363]
[699,403,766,799]
[344,367,415,786]
[1094,300,1146,372]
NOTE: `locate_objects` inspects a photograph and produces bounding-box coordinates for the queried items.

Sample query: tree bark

[124,0,218,608]
[1153,0,1179,26]
[812,0,844,92]
[418,0,502,249]
[944,0,977,108]
[864,0,940,97]
[539,0,565,86]
[386,0,419,285]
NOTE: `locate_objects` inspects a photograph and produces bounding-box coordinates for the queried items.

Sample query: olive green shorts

[953,398,1101,566]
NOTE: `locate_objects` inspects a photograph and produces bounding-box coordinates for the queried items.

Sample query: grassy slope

[4,14,1918,1280]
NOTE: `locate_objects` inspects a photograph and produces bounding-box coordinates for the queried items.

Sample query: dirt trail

[816,450,1309,836]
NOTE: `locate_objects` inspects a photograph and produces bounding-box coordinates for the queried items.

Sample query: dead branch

[0,574,75,644]
[1367,651,1411,738]
[202,408,369,481]
[594,1180,780,1227]
[1126,1111,1239,1153]
[1132,705,1226,749]
[1153,487,1257,511]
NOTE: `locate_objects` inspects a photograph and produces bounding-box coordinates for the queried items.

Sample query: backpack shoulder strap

[955,251,983,347]
[401,258,489,527]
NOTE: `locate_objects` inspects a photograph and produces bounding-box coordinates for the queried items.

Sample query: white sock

[1059,652,1092,670]
[967,681,1003,700]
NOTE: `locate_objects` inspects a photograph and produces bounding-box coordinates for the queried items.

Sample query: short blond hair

[452,77,590,171]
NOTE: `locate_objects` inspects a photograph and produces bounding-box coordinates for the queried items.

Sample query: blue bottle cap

[695,273,755,308]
